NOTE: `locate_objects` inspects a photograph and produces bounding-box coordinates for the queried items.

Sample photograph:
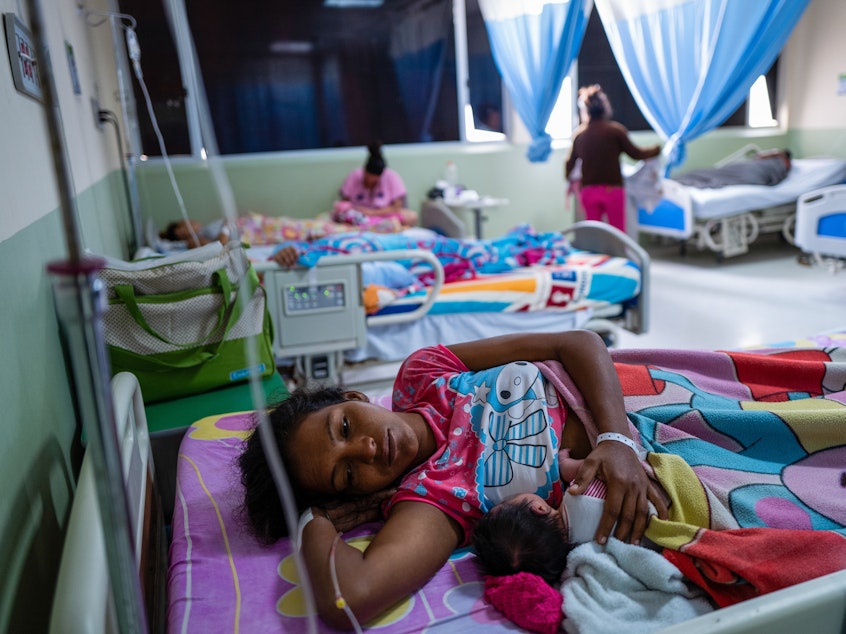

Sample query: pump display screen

[283,282,346,314]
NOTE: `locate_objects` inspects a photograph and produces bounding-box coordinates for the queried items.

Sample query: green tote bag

[99,242,275,403]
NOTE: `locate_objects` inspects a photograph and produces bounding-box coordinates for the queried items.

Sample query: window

[120,1,777,157]
[464,0,505,141]
[121,0,505,155]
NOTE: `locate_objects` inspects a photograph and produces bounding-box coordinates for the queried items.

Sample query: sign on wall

[4,13,42,102]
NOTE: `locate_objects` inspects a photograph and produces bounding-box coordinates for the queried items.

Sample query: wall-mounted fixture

[4,13,43,101]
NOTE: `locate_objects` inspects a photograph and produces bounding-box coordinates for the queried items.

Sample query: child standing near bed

[565,85,661,233]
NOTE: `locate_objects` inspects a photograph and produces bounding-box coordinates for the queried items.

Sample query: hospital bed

[252,221,650,388]
[795,184,846,273]
[46,331,846,633]
[629,146,846,260]
[162,329,846,634]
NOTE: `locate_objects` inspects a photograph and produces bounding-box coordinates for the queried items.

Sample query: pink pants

[579,185,626,233]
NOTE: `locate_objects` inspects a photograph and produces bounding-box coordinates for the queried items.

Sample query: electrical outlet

[91,96,104,130]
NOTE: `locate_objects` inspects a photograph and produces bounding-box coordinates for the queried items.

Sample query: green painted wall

[0,172,129,633]
[134,130,800,241]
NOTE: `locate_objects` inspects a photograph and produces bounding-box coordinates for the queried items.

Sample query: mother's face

[287,397,423,497]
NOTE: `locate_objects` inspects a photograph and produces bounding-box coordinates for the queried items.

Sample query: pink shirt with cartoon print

[386,344,568,545]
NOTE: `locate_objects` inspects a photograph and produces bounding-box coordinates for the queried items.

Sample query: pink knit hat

[483,572,564,634]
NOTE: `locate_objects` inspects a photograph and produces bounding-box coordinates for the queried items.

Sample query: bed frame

[256,221,649,389]
[795,184,846,273]
[637,178,796,261]
[632,145,846,261]
[49,372,167,633]
[47,369,846,633]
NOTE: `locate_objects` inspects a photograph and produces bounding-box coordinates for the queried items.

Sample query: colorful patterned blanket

[367,253,639,316]
[168,332,846,632]
[268,224,642,316]
[284,224,577,274]
[539,330,846,606]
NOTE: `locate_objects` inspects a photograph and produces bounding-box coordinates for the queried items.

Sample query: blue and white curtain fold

[480,0,593,163]
[594,0,812,175]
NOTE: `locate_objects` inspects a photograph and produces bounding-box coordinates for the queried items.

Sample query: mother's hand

[567,442,666,545]
[319,488,397,533]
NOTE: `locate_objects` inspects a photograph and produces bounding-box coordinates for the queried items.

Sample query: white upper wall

[0,0,123,243]
[783,0,846,132]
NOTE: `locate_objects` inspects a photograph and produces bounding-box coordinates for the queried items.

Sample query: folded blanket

[561,538,713,634]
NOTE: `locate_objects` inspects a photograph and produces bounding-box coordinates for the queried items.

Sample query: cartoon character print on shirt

[450,361,561,513]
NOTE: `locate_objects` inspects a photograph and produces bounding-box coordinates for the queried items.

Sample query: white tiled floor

[616,235,846,351]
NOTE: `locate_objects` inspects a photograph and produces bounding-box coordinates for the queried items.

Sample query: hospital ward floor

[616,235,846,351]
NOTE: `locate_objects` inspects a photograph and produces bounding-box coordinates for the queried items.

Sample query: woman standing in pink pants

[565,85,661,233]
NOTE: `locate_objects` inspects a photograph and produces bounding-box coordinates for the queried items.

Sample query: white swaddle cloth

[559,475,713,633]
[561,538,713,634]
[562,479,609,545]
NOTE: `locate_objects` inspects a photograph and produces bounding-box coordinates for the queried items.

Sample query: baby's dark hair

[237,386,348,544]
[472,498,574,586]
[365,141,386,176]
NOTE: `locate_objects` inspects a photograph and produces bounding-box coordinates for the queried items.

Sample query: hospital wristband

[596,432,640,455]
[296,507,328,551]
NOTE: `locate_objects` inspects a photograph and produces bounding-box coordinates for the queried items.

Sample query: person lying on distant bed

[334,142,419,230]
[236,329,846,630]
[160,218,232,248]
[158,212,360,252]
[671,149,792,189]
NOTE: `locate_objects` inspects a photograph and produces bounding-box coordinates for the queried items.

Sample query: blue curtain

[479,0,592,162]
[390,2,451,143]
[594,0,811,174]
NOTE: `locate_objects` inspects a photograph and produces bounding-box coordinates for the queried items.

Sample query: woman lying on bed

[238,330,664,628]
[237,329,846,630]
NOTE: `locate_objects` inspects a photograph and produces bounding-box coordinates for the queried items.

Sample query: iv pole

[28,0,148,630]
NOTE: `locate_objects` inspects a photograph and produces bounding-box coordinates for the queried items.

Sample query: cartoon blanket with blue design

[538,332,846,606]
[283,224,576,272]
[270,225,641,315]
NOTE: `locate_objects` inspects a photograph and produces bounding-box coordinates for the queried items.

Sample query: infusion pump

[262,258,365,384]
[258,250,443,386]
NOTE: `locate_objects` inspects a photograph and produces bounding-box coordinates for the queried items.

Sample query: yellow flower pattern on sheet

[188,413,253,441]
[275,534,415,626]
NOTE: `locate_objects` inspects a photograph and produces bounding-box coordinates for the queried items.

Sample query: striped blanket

[370,253,639,316]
